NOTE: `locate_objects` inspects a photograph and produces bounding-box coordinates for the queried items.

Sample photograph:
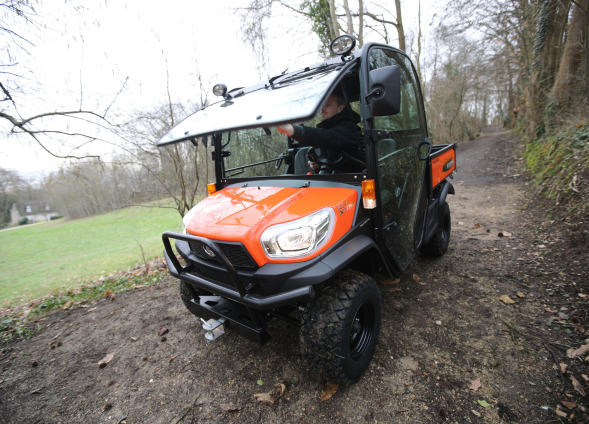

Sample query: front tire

[421,201,451,257]
[300,271,382,385]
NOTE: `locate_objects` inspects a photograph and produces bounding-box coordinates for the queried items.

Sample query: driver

[276,91,365,173]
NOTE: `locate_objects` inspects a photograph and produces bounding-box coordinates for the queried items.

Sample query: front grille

[189,242,258,269]
[189,261,267,296]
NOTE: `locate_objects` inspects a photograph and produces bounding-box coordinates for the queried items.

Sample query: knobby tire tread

[300,270,381,385]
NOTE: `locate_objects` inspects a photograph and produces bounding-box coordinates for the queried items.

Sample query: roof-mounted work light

[213,83,228,98]
[330,35,356,57]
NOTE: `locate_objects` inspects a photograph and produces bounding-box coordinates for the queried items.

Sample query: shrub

[50,215,62,221]
[19,217,29,225]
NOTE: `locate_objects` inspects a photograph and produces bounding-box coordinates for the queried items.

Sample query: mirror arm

[365,87,383,105]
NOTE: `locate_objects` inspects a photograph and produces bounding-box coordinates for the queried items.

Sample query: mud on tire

[179,282,202,317]
[421,201,451,257]
[300,270,382,385]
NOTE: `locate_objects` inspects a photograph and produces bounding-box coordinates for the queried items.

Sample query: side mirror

[367,65,401,117]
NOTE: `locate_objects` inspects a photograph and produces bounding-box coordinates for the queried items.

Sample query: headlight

[182,206,198,233]
[260,208,334,258]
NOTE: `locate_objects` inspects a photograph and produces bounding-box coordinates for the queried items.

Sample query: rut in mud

[1,127,587,423]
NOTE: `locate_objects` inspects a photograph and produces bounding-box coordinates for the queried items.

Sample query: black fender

[278,235,394,292]
[437,180,454,226]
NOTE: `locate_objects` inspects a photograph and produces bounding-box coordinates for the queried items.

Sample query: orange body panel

[431,148,456,189]
[186,186,358,266]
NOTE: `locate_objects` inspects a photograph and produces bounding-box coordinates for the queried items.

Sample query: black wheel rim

[349,301,375,360]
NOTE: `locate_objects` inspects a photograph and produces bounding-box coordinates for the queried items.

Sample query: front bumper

[162,232,316,311]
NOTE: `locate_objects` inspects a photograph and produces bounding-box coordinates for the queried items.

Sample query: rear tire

[300,271,382,385]
[179,282,202,317]
[421,201,451,257]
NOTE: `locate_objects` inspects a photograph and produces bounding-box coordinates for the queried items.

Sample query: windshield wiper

[225,155,283,177]
[273,63,341,85]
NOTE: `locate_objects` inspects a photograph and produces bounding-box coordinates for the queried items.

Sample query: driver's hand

[276,124,294,136]
[308,160,320,172]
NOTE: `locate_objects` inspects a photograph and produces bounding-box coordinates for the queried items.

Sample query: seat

[293,147,314,174]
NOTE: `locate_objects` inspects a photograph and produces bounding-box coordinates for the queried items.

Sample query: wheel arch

[321,235,395,279]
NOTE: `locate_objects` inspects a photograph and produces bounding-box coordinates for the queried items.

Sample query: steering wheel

[307,148,343,174]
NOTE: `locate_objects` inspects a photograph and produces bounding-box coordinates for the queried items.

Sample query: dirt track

[1,128,587,423]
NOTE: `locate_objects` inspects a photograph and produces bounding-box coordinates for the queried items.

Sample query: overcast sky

[0,0,435,177]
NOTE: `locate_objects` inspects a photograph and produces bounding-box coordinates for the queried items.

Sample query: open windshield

[158,59,355,146]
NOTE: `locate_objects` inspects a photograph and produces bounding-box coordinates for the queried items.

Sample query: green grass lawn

[0,205,183,306]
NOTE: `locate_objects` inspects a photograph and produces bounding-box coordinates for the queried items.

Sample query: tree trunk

[358,0,364,47]
[416,0,424,92]
[551,0,588,105]
[394,0,406,51]
[342,0,354,35]
[529,0,568,137]
[328,0,340,39]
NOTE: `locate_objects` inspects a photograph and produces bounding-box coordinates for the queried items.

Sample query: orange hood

[186,186,358,266]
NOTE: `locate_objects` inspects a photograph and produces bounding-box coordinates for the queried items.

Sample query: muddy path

[1,128,587,423]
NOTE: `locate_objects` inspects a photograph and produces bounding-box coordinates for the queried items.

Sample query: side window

[368,49,423,132]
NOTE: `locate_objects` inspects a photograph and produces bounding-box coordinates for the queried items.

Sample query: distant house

[10,201,59,224]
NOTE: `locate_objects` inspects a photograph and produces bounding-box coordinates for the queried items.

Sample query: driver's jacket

[291,106,366,171]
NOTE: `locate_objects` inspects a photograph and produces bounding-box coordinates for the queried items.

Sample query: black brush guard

[162,232,315,345]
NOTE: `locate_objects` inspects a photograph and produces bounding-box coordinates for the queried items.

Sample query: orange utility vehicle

[158,35,456,384]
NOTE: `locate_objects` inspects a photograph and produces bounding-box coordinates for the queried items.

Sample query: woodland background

[1,0,587,225]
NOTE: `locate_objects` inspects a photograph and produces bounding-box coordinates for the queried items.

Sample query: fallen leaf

[387,287,402,292]
[458,222,464,225]
[98,353,114,368]
[413,274,420,282]
[583,374,589,382]
[435,320,442,326]
[572,376,586,396]
[561,401,577,409]
[104,289,114,299]
[516,292,525,298]
[544,308,558,313]
[257,379,264,386]
[254,393,274,405]
[471,410,481,417]
[220,403,242,411]
[158,327,169,336]
[499,295,515,305]
[556,408,568,418]
[275,383,287,397]
[498,231,512,237]
[469,378,481,392]
[87,307,97,313]
[475,223,482,228]
[102,403,113,413]
[130,337,137,342]
[320,382,339,401]
[418,282,427,286]
[382,279,400,285]
[169,355,178,363]
[560,363,569,374]
[481,249,490,253]
[478,400,490,408]
[579,293,588,298]
[567,344,589,358]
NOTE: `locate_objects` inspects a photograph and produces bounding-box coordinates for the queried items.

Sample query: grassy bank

[0,205,183,305]
[523,122,589,216]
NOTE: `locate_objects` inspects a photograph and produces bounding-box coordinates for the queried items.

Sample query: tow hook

[201,317,226,341]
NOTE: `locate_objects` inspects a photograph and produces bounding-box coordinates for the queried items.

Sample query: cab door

[366,47,429,270]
